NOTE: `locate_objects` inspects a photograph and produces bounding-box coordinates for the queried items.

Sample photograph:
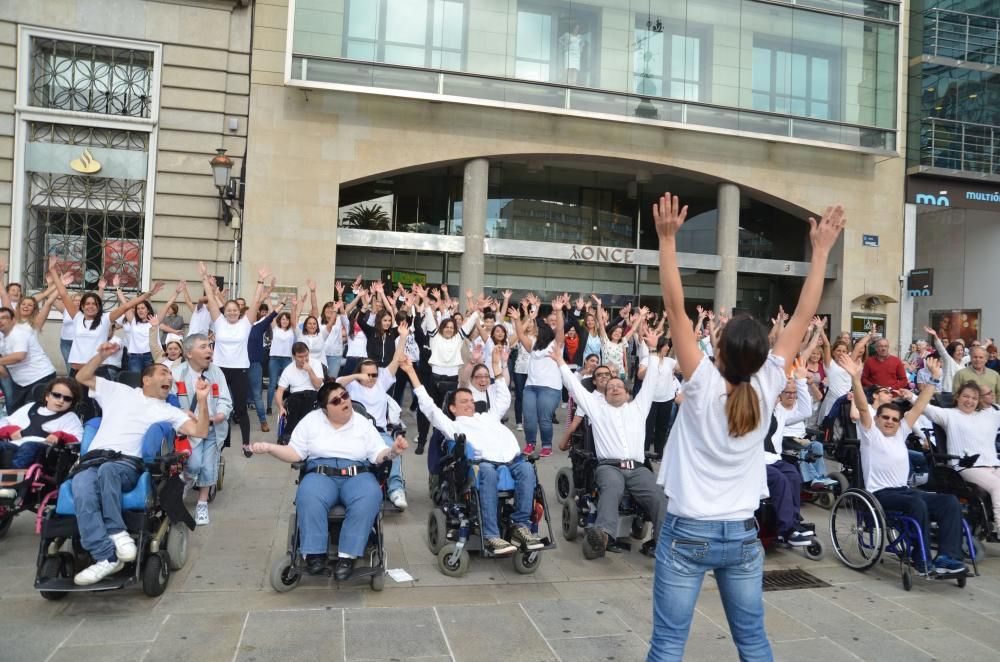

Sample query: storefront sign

[907,176,1000,212]
[570,245,636,265]
[850,313,885,343]
[381,269,426,286]
[907,268,933,297]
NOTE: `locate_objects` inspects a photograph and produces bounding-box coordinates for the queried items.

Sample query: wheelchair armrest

[958,454,980,469]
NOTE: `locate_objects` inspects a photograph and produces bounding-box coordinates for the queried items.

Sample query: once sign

[571,245,636,265]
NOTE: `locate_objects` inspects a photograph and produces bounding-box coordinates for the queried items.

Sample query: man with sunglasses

[250,381,407,579]
[840,354,968,576]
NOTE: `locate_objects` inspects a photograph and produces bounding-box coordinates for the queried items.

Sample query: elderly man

[551,330,668,559]
[861,338,908,390]
[953,346,1000,402]
[72,343,209,585]
[171,333,232,526]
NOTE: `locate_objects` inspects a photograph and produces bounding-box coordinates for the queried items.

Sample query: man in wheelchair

[551,329,668,559]
[400,353,544,555]
[71,343,210,585]
[250,381,407,580]
[842,354,969,575]
[275,342,325,442]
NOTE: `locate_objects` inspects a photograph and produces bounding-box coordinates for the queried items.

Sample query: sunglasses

[327,393,351,407]
[878,414,901,423]
[48,391,74,402]
[361,372,378,378]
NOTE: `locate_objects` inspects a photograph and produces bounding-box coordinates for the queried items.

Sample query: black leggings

[221,366,250,447]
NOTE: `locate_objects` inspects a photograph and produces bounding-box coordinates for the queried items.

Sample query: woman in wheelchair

[250,381,407,580]
[400,352,544,555]
[460,344,512,412]
[0,378,83,472]
[841,354,968,575]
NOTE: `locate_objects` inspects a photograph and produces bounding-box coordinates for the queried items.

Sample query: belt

[598,458,640,470]
[742,518,756,531]
[309,464,370,478]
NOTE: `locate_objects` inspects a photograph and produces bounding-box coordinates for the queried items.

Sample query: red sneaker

[540,448,552,458]
[523,444,536,455]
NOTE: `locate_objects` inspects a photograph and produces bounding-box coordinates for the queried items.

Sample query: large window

[514,4,600,86]
[633,19,706,102]
[752,41,836,120]
[345,0,465,70]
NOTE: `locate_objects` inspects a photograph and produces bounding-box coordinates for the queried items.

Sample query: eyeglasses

[327,393,351,407]
[48,391,74,402]
[780,392,797,397]
[593,372,611,379]
[361,372,378,378]
[878,414,901,423]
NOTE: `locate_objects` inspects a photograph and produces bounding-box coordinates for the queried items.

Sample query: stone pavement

[2,406,1000,661]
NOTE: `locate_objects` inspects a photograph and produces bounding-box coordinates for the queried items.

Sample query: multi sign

[907,268,933,297]
[907,176,1000,212]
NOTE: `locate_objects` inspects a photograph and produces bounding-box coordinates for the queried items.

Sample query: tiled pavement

[2,407,1000,661]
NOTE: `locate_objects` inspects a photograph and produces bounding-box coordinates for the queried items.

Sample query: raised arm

[399,356,458,438]
[773,205,846,365]
[838,353,871,430]
[852,324,874,361]
[591,295,609,341]
[904,358,940,428]
[147,314,166,363]
[551,295,566,347]
[652,193,701,378]
[198,262,222,321]
[48,256,79,319]
[507,307,533,352]
[244,268,270,324]
[108,281,163,323]
[179,280,197,314]
[306,278,319,319]
[384,320,409,375]
[32,286,60,331]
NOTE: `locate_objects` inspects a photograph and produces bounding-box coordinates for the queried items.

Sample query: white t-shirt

[270,327,295,358]
[68,312,111,365]
[640,355,679,402]
[289,409,386,463]
[345,368,396,428]
[212,317,252,369]
[0,403,83,445]
[859,418,912,493]
[922,404,1000,468]
[122,320,152,354]
[526,342,561,390]
[277,358,325,394]
[296,327,328,363]
[188,305,211,337]
[102,335,124,367]
[658,354,787,520]
[323,318,346,357]
[4,323,56,386]
[414,379,519,463]
[60,309,75,341]
[346,328,368,358]
[87,378,191,457]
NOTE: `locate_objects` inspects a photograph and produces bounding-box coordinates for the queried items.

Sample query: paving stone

[548,633,649,662]
[0,617,82,661]
[436,603,557,661]
[344,606,449,660]
[144,612,245,662]
[770,636,860,662]
[48,642,151,662]
[893,627,1000,660]
[235,608,344,662]
[363,584,496,608]
[65,613,169,645]
[521,598,631,639]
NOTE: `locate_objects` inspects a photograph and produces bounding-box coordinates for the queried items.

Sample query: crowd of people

[2,194,1000,660]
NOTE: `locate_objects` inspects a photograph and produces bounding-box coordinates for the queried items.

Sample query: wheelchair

[755,493,824,561]
[555,420,656,557]
[276,389,319,445]
[269,403,394,593]
[782,430,841,509]
[817,395,859,493]
[426,434,556,576]
[34,419,193,600]
[0,435,80,542]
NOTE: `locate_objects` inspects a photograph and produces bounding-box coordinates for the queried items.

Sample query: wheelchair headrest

[81,418,177,462]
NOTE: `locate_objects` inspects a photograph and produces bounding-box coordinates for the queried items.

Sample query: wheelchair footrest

[35,574,132,593]
[607,539,631,553]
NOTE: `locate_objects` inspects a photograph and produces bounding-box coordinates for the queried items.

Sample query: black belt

[309,464,370,478]
[68,449,144,479]
[742,518,756,531]
[598,458,639,470]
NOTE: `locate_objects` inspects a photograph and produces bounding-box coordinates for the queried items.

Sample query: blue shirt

[247,312,277,363]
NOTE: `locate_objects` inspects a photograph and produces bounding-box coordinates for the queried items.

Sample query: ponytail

[725,381,761,437]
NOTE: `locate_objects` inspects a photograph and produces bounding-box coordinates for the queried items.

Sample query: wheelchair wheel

[830,489,885,570]
[828,471,849,494]
[216,456,226,491]
[561,501,579,541]
[816,491,836,509]
[437,543,470,578]
[427,509,447,554]
[38,555,70,601]
[269,554,301,592]
[142,552,170,597]
[962,535,986,562]
[901,566,913,592]
[165,522,188,571]
[957,574,967,588]
[512,550,542,575]
[555,467,573,505]
[804,538,825,561]
[370,570,385,592]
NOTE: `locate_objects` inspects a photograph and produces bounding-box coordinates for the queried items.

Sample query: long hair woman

[647,193,845,661]
[510,295,566,457]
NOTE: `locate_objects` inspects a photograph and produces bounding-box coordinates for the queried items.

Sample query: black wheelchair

[269,403,393,592]
[426,434,556,576]
[34,420,193,599]
[554,420,656,557]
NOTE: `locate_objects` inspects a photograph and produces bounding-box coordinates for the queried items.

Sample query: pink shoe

[540,448,552,458]
[523,444,535,455]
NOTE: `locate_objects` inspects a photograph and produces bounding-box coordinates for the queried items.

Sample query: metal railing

[924,8,1000,64]
[919,117,1000,175]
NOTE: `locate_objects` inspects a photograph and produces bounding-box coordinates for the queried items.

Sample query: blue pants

[765,460,802,536]
[127,352,153,374]
[379,432,404,494]
[477,459,535,540]
[60,338,73,375]
[72,461,141,562]
[798,440,830,483]
[648,514,772,662]
[0,440,47,468]
[523,385,560,449]
[248,361,267,423]
[296,459,382,557]
[267,356,292,410]
[326,356,344,380]
[186,426,222,487]
[513,372,527,425]
[874,487,963,559]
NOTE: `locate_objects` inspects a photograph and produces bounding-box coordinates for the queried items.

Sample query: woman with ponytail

[647,193,845,662]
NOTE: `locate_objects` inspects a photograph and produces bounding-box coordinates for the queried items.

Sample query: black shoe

[334,557,354,581]
[414,440,426,456]
[242,445,253,458]
[583,527,607,560]
[605,539,627,554]
[305,554,328,576]
[266,407,272,416]
[640,540,657,558]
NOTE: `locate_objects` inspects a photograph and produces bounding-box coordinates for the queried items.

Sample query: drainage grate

[761,568,831,592]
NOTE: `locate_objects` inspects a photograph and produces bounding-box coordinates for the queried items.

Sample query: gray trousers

[594,464,667,541]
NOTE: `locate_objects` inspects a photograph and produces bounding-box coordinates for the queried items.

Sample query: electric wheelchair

[425,434,556,576]
[554,420,656,557]
[34,419,193,599]
[269,402,394,593]
[0,433,79,542]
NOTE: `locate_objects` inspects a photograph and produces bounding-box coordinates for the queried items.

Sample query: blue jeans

[326,356,344,380]
[72,460,141,562]
[798,440,830,483]
[60,338,73,374]
[296,459,382,557]
[268,356,292,410]
[0,440,47,468]
[477,458,536,540]
[522,385,560,448]
[186,426,223,487]
[648,514,772,662]
[513,372,527,425]
[0,374,14,414]
[127,352,153,374]
[379,431,405,494]
[248,361,267,423]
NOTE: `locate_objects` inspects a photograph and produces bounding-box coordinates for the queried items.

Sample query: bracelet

[257,280,264,284]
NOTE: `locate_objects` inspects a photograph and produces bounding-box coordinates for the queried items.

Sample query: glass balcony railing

[917,116,1000,176]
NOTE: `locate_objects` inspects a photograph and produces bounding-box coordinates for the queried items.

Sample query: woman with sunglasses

[0,378,83,470]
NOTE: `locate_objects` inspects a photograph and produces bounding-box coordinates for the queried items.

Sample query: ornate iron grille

[29,37,154,118]
[29,121,148,151]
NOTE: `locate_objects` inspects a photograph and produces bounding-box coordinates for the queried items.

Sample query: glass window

[752,42,836,120]
[515,11,553,81]
[345,0,465,69]
[633,17,706,102]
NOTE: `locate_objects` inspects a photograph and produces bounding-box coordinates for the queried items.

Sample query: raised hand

[396,320,410,338]
[808,204,846,256]
[834,352,862,378]
[471,345,483,364]
[923,326,937,338]
[148,314,160,327]
[112,274,121,289]
[392,435,408,454]
[793,364,808,380]
[198,261,208,277]
[61,272,75,286]
[175,280,186,294]
[194,377,210,400]
[925,356,942,379]
[258,266,272,281]
[97,342,120,358]
[652,192,688,240]
[98,276,107,290]
[149,281,165,296]
[546,342,565,365]
[502,289,513,300]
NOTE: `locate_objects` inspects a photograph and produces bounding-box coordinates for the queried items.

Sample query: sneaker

[511,525,544,551]
[0,487,16,501]
[522,444,536,455]
[388,490,408,511]
[933,554,968,575]
[195,502,210,526]
[261,421,270,432]
[584,526,607,559]
[74,557,124,585]
[108,531,137,561]
[782,529,813,547]
[561,402,567,409]
[484,537,517,554]
[516,424,523,432]
[540,447,552,458]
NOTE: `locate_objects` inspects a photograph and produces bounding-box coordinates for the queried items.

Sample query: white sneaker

[195,502,210,526]
[0,488,16,501]
[388,490,408,511]
[108,531,137,562]
[516,423,523,431]
[74,558,124,585]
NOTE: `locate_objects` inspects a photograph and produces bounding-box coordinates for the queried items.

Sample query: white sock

[197,501,207,507]
[337,552,355,559]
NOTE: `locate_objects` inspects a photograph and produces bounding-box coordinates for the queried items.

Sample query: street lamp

[209,148,242,226]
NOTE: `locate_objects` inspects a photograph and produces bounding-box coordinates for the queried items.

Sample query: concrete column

[898,203,917,354]
[460,158,488,295]
[715,182,740,313]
